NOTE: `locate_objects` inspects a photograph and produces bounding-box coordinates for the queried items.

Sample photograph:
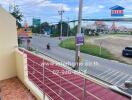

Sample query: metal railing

[27,57,84,100]
[19,48,131,100]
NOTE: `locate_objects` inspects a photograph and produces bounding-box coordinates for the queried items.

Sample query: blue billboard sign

[32,18,41,26]
[110,5,125,17]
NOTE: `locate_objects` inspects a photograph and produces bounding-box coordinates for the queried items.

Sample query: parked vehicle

[122,46,132,57]
[124,80,132,89]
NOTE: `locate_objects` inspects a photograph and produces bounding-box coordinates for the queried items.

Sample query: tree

[71,25,78,36]
[10,5,23,29]
[50,25,59,37]
[31,21,70,37]
[40,22,50,34]
[30,25,41,34]
[50,21,70,37]
[71,25,87,36]
[57,21,70,36]
[31,22,51,34]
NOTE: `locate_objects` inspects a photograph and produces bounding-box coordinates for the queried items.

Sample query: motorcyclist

[47,43,50,50]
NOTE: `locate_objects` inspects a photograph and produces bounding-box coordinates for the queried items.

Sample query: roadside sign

[110,5,125,17]
[32,18,41,26]
[76,33,84,45]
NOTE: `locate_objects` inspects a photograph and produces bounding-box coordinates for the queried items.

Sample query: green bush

[59,38,117,60]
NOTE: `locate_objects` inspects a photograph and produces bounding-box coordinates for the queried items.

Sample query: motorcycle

[47,43,50,50]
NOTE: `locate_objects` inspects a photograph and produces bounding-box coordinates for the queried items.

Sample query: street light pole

[75,0,83,70]
[58,10,64,40]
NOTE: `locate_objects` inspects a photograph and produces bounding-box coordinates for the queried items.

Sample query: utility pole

[58,9,64,40]
[75,0,83,70]
[9,3,12,12]
[67,17,69,37]
[13,0,16,11]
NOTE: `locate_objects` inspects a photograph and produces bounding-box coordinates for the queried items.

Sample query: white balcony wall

[0,6,18,80]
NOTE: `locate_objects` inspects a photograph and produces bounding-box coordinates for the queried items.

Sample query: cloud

[36,1,71,11]
[0,0,71,11]
[75,5,105,14]
[125,5,132,12]
[99,5,105,9]
[124,14,132,17]
[123,0,132,2]
[0,0,9,5]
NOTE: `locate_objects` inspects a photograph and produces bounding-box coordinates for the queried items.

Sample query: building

[94,21,109,33]
[84,21,109,35]
[110,21,118,31]
[118,26,128,32]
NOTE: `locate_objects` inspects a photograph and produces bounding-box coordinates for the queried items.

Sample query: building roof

[95,21,105,26]
[110,5,125,10]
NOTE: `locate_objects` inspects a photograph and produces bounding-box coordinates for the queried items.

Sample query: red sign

[111,10,123,15]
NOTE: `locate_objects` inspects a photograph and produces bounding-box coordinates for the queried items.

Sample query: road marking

[104,71,120,82]
[100,70,116,79]
[110,72,125,84]
[119,83,125,88]
[119,76,129,89]
[97,69,112,77]
[126,77,132,81]
[111,74,128,85]
[101,70,116,79]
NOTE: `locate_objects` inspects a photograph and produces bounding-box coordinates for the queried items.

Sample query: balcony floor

[0,77,36,100]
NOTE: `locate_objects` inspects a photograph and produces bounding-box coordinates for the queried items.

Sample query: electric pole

[58,9,64,40]
[67,17,69,37]
[75,0,83,70]
[9,3,12,12]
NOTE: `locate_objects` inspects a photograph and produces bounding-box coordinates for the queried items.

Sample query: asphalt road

[26,35,132,95]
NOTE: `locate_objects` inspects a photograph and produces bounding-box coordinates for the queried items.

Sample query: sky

[0,0,132,25]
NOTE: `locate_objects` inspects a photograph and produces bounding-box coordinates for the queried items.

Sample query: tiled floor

[0,77,36,100]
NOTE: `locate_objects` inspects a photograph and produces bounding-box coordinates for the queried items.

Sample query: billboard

[32,18,41,26]
[110,5,125,17]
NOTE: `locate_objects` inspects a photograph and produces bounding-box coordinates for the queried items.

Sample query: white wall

[0,7,18,80]
[15,49,50,100]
